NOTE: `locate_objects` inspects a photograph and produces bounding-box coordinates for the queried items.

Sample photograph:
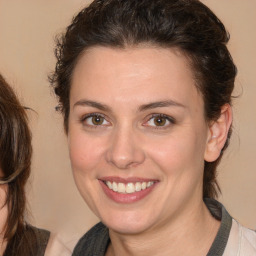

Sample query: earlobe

[204,104,232,162]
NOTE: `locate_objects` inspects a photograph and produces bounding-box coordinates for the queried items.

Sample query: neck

[106,199,220,256]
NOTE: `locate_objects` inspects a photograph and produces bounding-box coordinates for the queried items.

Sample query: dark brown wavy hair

[0,74,40,255]
[49,0,237,198]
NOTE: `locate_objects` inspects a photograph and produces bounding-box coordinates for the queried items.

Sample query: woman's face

[68,46,213,234]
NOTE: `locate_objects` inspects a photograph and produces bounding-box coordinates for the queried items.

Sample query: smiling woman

[49,0,256,255]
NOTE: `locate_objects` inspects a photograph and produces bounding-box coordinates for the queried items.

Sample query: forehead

[70,46,202,110]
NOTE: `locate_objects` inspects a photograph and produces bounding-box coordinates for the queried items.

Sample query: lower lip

[99,180,157,204]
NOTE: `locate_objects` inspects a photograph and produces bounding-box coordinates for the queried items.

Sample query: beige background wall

[0,0,255,250]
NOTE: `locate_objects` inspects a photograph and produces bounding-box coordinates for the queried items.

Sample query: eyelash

[80,113,110,128]
[80,113,175,129]
[144,114,175,129]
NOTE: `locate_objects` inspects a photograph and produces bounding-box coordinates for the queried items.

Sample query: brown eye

[153,116,167,126]
[145,114,174,129]
[91,116,104,125]
[82,114,109,127]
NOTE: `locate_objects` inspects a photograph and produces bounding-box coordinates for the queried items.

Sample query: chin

[100,209,155,235]
[108,222,149,235]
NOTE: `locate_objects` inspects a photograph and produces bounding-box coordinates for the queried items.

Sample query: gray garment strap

[205,198,232,256]
[72,222,109,256]
[72,199,232,256]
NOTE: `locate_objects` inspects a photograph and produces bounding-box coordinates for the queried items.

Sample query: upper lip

[99,176,159,184]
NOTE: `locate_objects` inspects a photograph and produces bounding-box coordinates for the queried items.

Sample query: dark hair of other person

[49,0,237,199]
[0,74,40,255]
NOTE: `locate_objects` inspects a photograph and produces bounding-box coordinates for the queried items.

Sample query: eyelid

[80,112,111,126]
[80,112,175,129]
[143,113,175,128]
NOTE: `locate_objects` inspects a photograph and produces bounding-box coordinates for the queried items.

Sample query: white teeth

[147,181,154,187]
[117,183,126,193]
[126,183,135,193]
[141,182,147,190]
[106,181,112,189]
[105,180,155,194]
[112,182,118,192]
[135,182,142,192]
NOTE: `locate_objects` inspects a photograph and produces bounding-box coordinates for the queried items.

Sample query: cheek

[146,132,207,205]
[67,130,105,212]
[146,130,207,177]
[68,131,105,175]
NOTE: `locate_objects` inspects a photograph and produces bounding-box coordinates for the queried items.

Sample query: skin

[68,46,231,255]
[0,171,8,254]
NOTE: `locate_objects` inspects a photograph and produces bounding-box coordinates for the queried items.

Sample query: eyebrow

[73,99,185,112]
[73,100,111,112]
[138,100,186,112]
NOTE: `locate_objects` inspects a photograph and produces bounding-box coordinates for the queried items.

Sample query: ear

[204,104,232,162]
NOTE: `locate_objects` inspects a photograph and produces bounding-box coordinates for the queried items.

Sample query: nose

[106,126,145,169]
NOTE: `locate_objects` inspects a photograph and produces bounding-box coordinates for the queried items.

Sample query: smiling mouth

[103,181,155,194]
